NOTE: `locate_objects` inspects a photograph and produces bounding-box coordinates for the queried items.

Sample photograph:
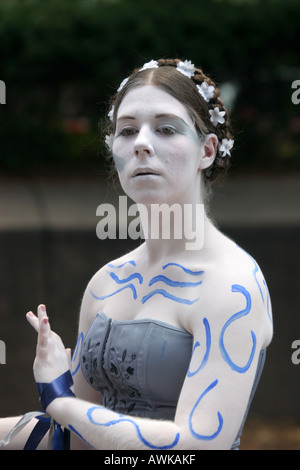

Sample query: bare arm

[28,267,273,450]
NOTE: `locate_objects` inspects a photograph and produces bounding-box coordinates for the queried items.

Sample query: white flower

[117,77,129,92]
[107,105,114,122]
[209,107,226,126]
[197,82,215,102]
[139,60,159,71]
[105,134,114,150]
[176,60,195,78]
[219,138,234,157]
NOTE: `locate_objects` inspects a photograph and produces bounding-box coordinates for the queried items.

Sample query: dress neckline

[97,311,192,336]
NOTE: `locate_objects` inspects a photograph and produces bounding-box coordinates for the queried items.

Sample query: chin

[130,194,163,206]
[122,184,162,206]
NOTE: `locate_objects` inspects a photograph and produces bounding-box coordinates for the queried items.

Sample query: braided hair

[106,58,234,185]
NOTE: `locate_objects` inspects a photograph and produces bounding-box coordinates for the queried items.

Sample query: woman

[0,58,273,450]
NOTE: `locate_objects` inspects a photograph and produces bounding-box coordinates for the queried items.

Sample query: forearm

[47,397,181,450]
[0,416,48,450]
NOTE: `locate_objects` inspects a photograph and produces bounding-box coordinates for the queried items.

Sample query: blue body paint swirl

[90,284,137,300]
[237,246,265,303]
[91,262,204,305]
[144,263,203,304]
[86,407,180,449]
[189,379,223,440]
[163,263,204,276]
[237,245,272,324]
[187,318,211,377]
[142,289,200,305]
[107,261,136,268]
[219,284,256,373]
[149,274,202,288]
[109,271,143,284]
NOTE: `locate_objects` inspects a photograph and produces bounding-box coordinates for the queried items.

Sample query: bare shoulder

[191,236,273,350]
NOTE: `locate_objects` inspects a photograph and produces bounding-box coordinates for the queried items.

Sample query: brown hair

[106,58,233,185]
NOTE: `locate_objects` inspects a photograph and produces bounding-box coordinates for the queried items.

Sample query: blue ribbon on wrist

[23,370,75,450]
[37,370,75,411]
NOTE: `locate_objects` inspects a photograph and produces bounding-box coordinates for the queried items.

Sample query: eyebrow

[117,113,189,127]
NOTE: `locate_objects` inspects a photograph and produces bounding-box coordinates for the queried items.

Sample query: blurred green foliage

[0,0,299,176]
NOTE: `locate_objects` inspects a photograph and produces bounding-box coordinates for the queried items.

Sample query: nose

[133,128,154,157]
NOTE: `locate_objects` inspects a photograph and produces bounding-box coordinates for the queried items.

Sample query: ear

[198,134,218,170]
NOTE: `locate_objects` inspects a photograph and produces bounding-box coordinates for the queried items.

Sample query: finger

[65,348,72,369]
[26,311,40,333]
[36,316,50,352]
[37,305,50,340]
[37,304,48,322]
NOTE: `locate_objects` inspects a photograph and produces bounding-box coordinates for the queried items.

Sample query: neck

[137,201,215,262]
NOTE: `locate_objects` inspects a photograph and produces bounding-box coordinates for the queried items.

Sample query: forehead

[117,85,193,124]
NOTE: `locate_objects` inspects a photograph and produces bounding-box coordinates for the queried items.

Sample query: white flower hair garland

[117,78,129,92]
[105,134,114,150]
[176,60,195,78]
[197,82,215,103]
[219,138,234,157]
[209,107,226,126]
[140,60,159,71]
[106,59,234,157]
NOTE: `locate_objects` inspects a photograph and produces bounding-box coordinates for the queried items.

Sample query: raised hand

[26,305,71,384]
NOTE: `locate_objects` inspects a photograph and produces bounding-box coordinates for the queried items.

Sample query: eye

[156,125,177,136]
[118,127,137,137]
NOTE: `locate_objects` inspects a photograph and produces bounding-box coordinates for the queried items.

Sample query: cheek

[112,152,126,172]
[112,140,129,173]
[164,148,195,174]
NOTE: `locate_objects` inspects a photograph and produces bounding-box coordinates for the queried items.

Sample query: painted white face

[112,85,209,206]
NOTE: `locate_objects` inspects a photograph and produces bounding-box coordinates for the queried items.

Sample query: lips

[132,167,159,177]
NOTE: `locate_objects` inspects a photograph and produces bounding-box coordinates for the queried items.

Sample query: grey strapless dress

[80,311,266,450]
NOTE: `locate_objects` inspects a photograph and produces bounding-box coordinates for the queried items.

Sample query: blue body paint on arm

[189,379,223,440]
[86,407,180,450]
[219,284,256,373]
[187,318,211,377]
